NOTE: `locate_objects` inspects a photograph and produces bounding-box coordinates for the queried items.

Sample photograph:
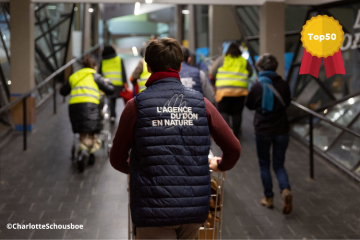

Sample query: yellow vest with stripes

[102,56,123,86]
[215,55,249,89]
[69,68,100,105]
[138,59,151,93]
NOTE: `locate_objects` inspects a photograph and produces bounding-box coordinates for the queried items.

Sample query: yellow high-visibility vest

[138,59,151,93]
[102,56,123,86]
[215,55,249,89]
[69,68,100,105]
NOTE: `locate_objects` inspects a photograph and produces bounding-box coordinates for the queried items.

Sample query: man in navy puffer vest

[110,38,241,239]
[179,46,215,105]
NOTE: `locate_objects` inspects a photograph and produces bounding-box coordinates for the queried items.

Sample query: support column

[10,0,36,131]
[260,1,285,78]
[188,4,196,52]
[175,5,183,45]
[103,20,109,45]
[82,3,91,52]
[209,5,241,57]
[93,4,100,47]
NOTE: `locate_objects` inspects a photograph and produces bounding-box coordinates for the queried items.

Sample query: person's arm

[209,56,224,80]
[200,70,215,105]
[60,81,71,96]
[245,83,260,110]
[110,99,137,174]
[284,82,291,107]
[98,61,102,74]
[93,73,115,95]
[131,59,144,86]
[121,59,128,89]
[205,98,241,171]
[246,61,253,77]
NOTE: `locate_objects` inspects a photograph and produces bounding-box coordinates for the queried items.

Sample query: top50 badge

[299,15,346,78]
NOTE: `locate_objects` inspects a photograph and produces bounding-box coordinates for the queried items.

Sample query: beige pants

[79,134,101,154]
[137,223,201,239]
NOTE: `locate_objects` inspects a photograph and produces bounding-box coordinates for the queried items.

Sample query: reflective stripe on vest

[102,56,123,86]
[215,55,249,89]
[69,68,100,105]
[138,59,151,93]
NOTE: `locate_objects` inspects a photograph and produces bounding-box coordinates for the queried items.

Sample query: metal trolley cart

[70,95,112,161]
[196,150,226,240]
[127,150,226,240]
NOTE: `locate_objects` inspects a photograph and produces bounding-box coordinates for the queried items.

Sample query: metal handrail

[291,101,360,139]
[291,100,360,180]
[0,43,101,152]
[0,43,101,115]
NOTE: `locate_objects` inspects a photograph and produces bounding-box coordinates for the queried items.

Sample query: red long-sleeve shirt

[110,97,241,174]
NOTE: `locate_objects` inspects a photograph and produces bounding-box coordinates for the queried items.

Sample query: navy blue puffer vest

[130,78,211,228]
[179,62,203,93]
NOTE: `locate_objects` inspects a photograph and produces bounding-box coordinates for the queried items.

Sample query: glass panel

[285,35,299,53]
[291,122,309,138]
[248,40,259,56]
[236,7,259,37]
[306,121,343,151]
[285,6,307,32]
[356,166,360,176]
[195,5,208,49]
[325,96,360,127]
[327,132,360,170]
[327,114,360,170]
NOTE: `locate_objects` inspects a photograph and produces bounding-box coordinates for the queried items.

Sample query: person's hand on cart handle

[209,157,221,172]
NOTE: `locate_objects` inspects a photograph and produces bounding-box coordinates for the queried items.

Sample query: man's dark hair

[102,45,116,58]
[145,38,183,72]
[256,53,278,71]
[181,46,190,62]
[225,42,242,58]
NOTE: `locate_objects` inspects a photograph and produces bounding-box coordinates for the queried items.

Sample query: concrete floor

[1,93,360,239]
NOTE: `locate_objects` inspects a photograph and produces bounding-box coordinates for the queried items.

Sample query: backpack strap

[265,83,286,107]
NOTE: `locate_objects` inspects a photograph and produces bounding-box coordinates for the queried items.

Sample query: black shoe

[77,150,87,173]
[89,154,95,165]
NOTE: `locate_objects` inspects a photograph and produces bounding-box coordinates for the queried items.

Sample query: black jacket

[60,73,114,134]
[99,52,127,98]
[245,75,291,136]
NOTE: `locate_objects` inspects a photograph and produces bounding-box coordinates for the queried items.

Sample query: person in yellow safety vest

[60,55,114,172]
[138,59,151,93]
[209,42,253,139]
[130,46,151,95]
[99,45,128,124]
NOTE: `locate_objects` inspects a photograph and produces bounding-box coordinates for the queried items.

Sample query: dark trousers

[217,96,246,138]
[110,98,117,118]
[109,86,123,118]
[255,133,291,198]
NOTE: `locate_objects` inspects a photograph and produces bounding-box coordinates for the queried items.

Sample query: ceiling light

[132,46,139,56]
[88,8,94,13]
[182,10,190,14]
[348,98,355,105]
[145,0,153,3]
[7,80,11,85]
[47,5,57,10]
[134,2,141,16]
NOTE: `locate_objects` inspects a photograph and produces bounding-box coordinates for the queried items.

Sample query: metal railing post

[23,97,27,151]
[309,114,314,179]
[53,78,57,114]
